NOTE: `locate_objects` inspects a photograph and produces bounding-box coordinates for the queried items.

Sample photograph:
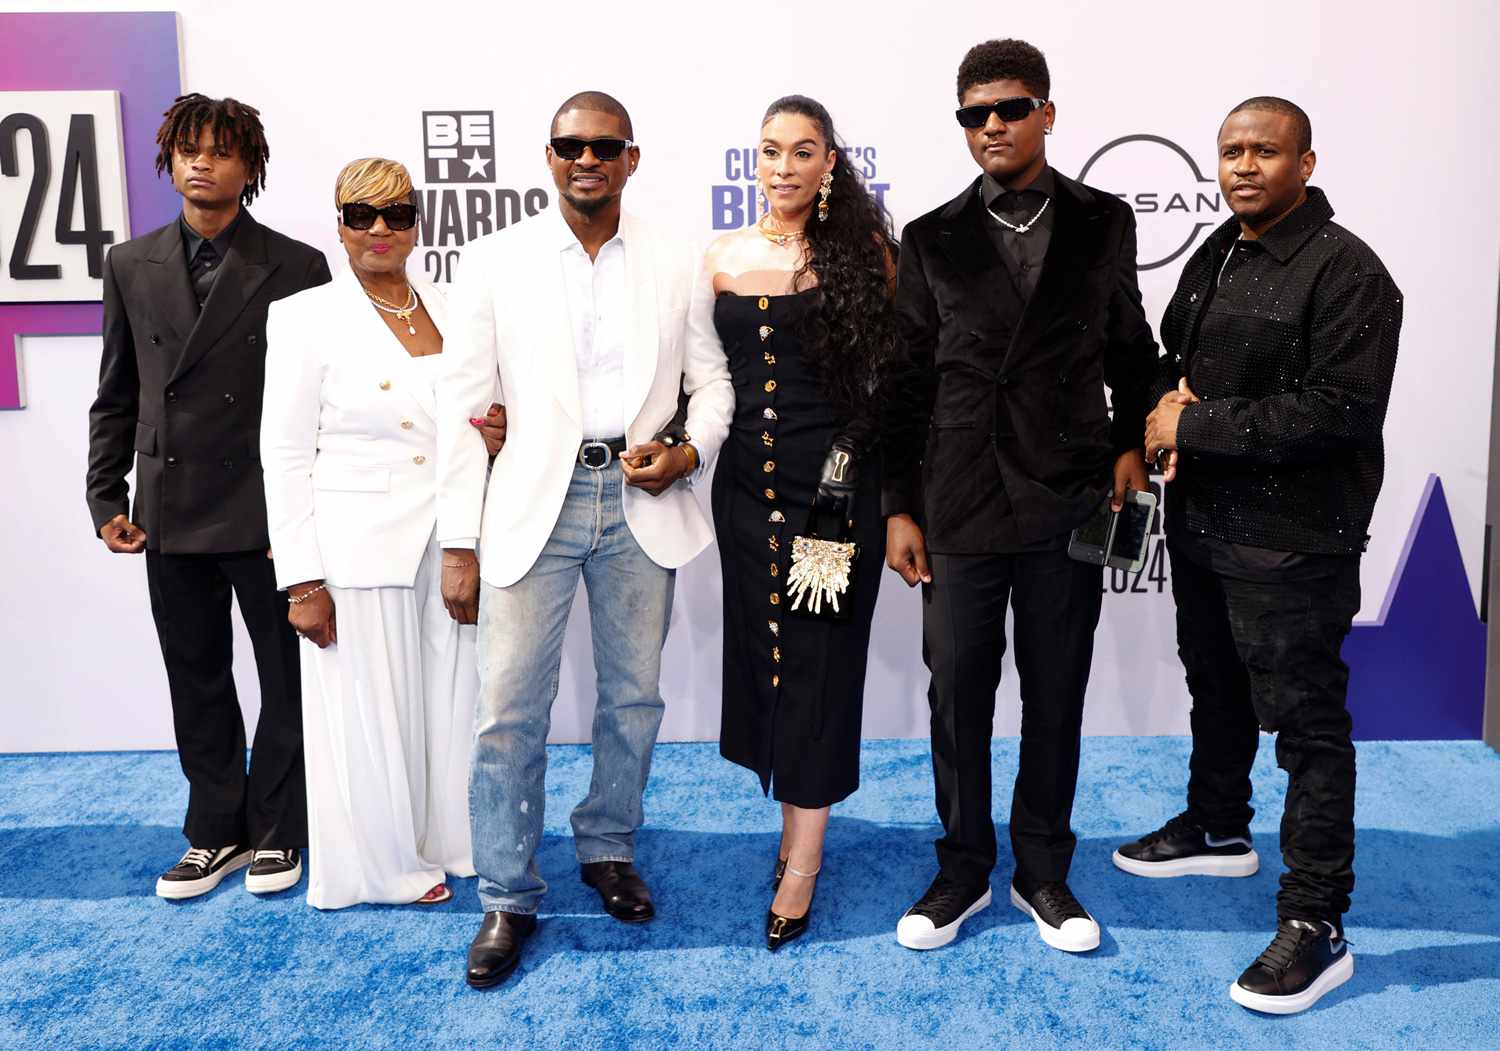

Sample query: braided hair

[760,95,898,421]
[153,94,269,205]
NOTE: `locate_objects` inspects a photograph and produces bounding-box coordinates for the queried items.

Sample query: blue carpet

[2,738,1498,1050]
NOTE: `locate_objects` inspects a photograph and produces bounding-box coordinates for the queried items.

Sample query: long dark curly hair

[761,95,898,421]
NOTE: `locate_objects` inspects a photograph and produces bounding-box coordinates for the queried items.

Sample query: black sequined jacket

[1153,188,1402,555]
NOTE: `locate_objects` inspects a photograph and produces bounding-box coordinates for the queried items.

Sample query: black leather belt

[577,437,628,469]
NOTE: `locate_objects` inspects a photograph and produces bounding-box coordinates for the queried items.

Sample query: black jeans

[922,547,1103,889]
[145,549,306,849]
[1169,539,1361,922]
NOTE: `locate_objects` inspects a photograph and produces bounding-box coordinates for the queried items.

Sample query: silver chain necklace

[988,195,1050,234]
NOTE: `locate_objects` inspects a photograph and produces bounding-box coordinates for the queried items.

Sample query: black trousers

[145,549,306,848]
[1169,539,1361,922]
[922,547,1103,888]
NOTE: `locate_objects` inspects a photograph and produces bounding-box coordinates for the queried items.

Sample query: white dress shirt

[561,233,627,439]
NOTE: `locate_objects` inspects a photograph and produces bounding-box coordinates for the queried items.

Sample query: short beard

[561,189,615,216]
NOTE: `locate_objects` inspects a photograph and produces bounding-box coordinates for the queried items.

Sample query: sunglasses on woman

[549,136,635,162]
[954,97,1048,129]
[340,201,419,231]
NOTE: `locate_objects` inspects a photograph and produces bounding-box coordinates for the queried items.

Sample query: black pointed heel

[765,862,820,952]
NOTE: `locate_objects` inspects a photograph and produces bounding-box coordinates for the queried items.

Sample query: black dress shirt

[980,166,1056,301]
[180,209,242,310]
[1154,187,1402,556]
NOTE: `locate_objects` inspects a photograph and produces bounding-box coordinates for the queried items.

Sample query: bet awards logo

[1077,135,1224,270]
[423,111,495,183]
[710,144,890,230]
[415,109,549,283]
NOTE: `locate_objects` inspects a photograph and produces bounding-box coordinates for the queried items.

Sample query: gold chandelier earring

[817,171,833,222]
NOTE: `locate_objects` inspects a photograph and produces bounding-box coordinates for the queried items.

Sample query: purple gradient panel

[0,12,182,409]
[1345,475,1485,740]
[0,303,102,407]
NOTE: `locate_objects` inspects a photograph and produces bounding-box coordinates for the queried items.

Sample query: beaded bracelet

[288,583,327,605]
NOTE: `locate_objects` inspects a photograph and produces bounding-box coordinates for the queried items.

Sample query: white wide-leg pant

[301,533,477,909]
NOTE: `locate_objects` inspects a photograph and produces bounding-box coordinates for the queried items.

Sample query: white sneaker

[896,875,992,950]
[245,848,303,895]
[1009,880,1100,953]
[155,845,251,899]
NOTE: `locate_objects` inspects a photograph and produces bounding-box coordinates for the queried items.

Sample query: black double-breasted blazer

[86,211,331,553]
[882,172,1158,552]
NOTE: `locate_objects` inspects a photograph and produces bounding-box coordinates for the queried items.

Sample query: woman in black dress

[704,95,897,950]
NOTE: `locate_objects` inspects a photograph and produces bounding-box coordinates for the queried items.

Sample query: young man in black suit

[87,94,331,899]
[884,40,1157,953]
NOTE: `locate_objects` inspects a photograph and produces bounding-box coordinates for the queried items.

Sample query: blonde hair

[334,157,414,209]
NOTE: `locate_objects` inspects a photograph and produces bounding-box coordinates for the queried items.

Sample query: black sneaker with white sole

[245,848,302,895]
[1231,919,1354,1014]
[895,874,992,950]
[1009,876,1100,953]
[1112,812,1259,878]
[156,845,252,900]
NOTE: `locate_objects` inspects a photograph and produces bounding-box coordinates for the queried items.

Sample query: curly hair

[760,95,898,424]
[956,39,1051,101]
[154,94,269,206]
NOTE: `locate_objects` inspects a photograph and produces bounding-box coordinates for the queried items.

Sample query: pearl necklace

[363,284,419,335]
[988,195,1050,234]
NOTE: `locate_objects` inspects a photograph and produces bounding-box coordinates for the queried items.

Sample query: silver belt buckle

[578,440,612,470]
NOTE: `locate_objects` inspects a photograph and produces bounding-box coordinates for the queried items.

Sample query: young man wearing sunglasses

[883,39,1157,953]
[437,91,733,988]
[87,94,331,900]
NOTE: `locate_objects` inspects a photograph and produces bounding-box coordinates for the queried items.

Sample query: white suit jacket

[436,208,734,588]
[261,269,451,590]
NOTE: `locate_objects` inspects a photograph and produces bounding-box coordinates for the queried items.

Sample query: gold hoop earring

[817,171,833,222]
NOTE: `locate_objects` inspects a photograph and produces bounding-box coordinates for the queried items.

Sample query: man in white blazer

[436,91,733,988]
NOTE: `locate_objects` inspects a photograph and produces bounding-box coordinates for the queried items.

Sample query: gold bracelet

[681,443,699,470]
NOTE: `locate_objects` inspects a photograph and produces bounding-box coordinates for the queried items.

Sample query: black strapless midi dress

[710,291,885,808]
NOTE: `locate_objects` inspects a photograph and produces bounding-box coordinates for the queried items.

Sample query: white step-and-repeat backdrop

[3,0,1497,751]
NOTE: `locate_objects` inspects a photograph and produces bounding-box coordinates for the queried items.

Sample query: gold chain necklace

[363,284,419,336]
[757,213,807,248]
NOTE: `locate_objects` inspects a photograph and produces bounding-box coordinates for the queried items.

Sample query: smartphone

[1066,489,1159,573]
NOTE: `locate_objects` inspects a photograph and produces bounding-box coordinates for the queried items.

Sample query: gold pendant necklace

[364,284,419,335]
[757,213,806,248]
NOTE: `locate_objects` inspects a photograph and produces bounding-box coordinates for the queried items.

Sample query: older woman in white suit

[261,158,478,908]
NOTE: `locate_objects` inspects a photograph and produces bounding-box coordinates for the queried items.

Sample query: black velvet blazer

[882,172,1158,552]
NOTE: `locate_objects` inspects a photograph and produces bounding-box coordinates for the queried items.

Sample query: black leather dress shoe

[580,860,655,923]
[466,911,537,989]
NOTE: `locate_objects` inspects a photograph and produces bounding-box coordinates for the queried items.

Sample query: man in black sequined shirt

[1118,97,1402,1016]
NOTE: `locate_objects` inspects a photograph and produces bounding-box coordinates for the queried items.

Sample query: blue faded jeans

[470,462,674,915]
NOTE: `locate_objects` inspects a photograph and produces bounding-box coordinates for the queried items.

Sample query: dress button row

[413,455,427,465]
[400,420,414,430]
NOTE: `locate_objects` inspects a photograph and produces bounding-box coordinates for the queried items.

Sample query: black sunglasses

[340,201,418,231]
[955,96,1048,129]
[549,136,635,162]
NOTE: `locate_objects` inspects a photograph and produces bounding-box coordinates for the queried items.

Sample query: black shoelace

[1138,812,1198,846]
[1032,882,1088,922]
[1254,922,1319,974]
[912,875,979,920]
